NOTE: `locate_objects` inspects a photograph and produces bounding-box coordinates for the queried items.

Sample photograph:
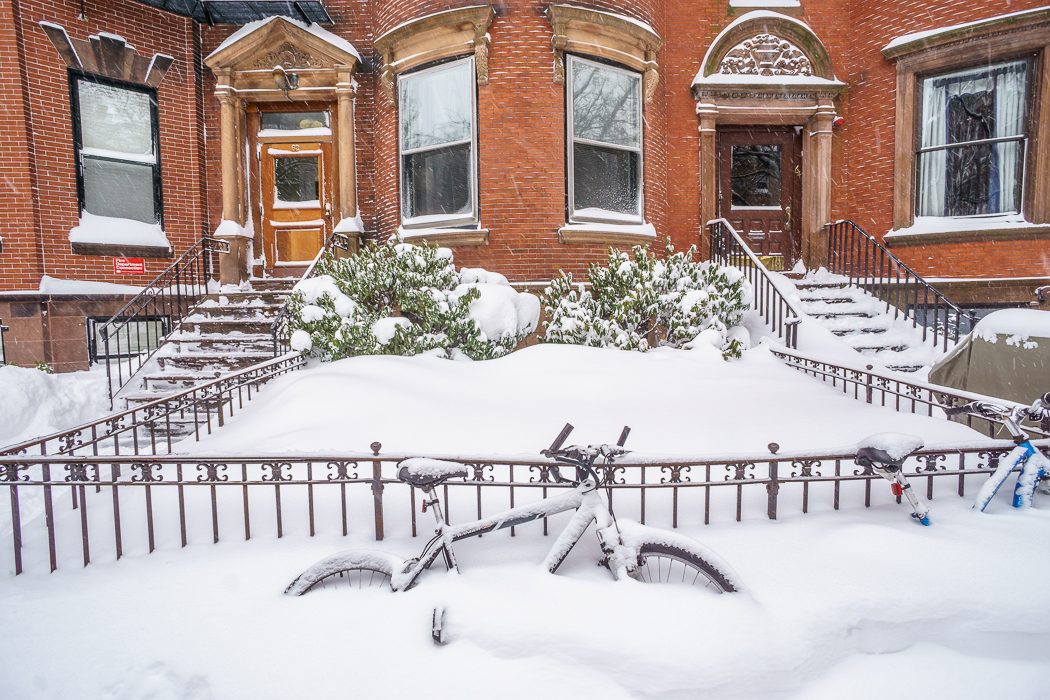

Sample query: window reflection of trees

[731,145,781,207]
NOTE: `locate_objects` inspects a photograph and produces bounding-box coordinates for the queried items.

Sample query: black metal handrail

[270,231,352,355]
[707,218,802,349]
[825,220,976,352]
[96,237,229,407]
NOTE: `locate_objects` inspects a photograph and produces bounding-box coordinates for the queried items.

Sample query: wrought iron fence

[271,231,352,355]
[3,440,1043,575]
[708,218,802,349]
[772,347,1050,439]
[95,237,230,407]
[0,353,306,460]
[825,220,977,352]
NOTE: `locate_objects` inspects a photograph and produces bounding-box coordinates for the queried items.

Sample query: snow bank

[451,282,539,340]
[973,308,1050,349]
[35,275,144,296]
[189,344,986,457]
[0,365,109,448]
[69,211,170,249]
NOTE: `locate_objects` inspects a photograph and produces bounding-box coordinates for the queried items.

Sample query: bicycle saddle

[856,433,924,471]
[397,458,469,490]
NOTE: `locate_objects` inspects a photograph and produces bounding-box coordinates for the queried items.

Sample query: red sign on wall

[113,257,146,275]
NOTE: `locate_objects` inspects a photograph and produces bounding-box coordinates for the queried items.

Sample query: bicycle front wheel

[630,541,738,593]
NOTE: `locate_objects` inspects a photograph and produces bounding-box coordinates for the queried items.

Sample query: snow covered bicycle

[855,433,931,526]
[285,424,739,595]
[943,394,1050,512]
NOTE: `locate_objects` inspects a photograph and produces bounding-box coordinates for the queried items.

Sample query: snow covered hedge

[542,242,750,359]
[287,240,539,361]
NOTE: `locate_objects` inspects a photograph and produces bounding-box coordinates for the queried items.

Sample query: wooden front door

[261,141,333,269]
[718,127,802,270]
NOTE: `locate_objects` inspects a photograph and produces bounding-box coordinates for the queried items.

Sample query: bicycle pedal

[432,606,448,646]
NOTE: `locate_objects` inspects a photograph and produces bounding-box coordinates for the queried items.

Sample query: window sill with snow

[396,225,489,247]
[558,220,657,246]
[883,215,1050,248]
[68,212,173,258]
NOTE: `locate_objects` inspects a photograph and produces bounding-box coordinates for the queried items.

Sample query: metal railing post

[370,441,385,541]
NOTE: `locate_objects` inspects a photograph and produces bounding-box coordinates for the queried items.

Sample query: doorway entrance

[717,127,803,271]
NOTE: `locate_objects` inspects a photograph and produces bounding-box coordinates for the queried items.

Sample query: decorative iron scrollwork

[196,463,229,483]
[529,465,554,483]
[917,454,946,474]
[0,464,28,482]
[59,431,84,454]
[791,459,822,478]
[262,462,292,482]
[469,463,494,482]
[63,463,94,482]
[597,464,626,485]
[131,462,163,482]
[660,465,692,484]
[326,461,358,481]
[724,462,756,482]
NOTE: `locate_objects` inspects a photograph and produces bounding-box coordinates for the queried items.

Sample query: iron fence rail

[771,347,1050,439]
[96,237,230,407]
[825,220,976,352]
[0,353,306,460]
[3,440,1043,575]
[707,218,802,349]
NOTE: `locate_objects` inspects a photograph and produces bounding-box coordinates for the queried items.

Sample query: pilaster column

[697,103,719,258]
[216,87,248,284]
[802,102,836,269]
[336,72,358,222]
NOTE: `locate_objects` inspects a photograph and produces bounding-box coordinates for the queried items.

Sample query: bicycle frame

[972,402,1050,511]
[394,475,623,591]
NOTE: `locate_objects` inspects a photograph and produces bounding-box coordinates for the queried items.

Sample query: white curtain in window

[995,64,1026,212]
[78,81,153,158]
[918,60,1027,216]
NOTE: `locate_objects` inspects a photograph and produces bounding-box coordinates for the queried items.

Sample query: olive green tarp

[929,327,1050,405]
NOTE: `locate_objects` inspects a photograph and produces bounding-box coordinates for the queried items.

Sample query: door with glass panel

[260,128,332,269]
[717,127,802,270]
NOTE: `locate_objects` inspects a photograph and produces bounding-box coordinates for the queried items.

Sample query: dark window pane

[91,318,167,359]
[731,144,781,207]
[947,91,995,144]
[572,143,640,216]
[274,157,320,204]
[403,143,472,220]
[932,141,1022,217]
[261,111,329,131]
[82,156,157,223]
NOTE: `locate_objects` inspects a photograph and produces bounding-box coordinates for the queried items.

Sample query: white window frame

[398,56,479,229]
[567,54,644,226]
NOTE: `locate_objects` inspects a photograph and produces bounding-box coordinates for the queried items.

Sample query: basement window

[72,74,162,226]
[87,316,168,363]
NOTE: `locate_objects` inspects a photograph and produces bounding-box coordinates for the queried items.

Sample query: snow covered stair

[792,271,946,374]
[119,278,296,431]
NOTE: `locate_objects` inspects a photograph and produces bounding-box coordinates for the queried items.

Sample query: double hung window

[917,60,1029,218]
[398,57,478,228]
[567,55,643,224]
[72,76,161,224]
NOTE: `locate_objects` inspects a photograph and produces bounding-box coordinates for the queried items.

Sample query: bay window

[916,60,1029,218]
[567,55,643,224]
[398,57,478,228]
[72,76,161,224]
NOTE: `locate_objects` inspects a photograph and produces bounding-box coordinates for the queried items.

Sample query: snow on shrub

[286,240,539,361]
[542,241,750,359]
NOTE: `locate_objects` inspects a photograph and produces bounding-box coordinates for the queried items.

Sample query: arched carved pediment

[248,43,321,71]
[694,11,841,91]
[719,33,812,77]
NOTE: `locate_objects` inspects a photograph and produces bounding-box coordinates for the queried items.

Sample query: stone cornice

[882,7,1050,60]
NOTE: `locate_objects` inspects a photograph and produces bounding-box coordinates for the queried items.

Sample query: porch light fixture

[272,65,299,93]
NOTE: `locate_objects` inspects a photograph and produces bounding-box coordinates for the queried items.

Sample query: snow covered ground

[0,364,110,449]
[184,344,984,458]
[2,496,1047,699]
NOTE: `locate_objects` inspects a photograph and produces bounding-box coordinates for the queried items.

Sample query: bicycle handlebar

[544,423,574,456]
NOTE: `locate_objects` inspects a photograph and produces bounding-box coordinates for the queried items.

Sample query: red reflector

[891,483,903,497]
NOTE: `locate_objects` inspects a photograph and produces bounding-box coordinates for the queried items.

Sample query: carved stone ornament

[719,33,813,77]
[40,22,174,87]
[250,42,319,70]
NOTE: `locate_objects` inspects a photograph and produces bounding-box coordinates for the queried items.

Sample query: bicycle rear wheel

[630,542,737,593]
[285,549,406,595]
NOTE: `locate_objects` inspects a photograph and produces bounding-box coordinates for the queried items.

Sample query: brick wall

[2,0,1047,296]
[0,0,206,292]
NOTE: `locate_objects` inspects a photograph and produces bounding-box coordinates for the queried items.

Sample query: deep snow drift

[0,364,109,449]
[187,343,986,457]
[2,497,1048,699]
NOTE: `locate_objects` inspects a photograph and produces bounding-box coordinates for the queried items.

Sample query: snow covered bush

[286,240,539,361]
[542,242,750,359]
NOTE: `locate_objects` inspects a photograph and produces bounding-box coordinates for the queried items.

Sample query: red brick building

[1,0,1048,370]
